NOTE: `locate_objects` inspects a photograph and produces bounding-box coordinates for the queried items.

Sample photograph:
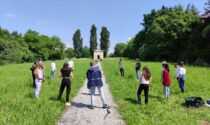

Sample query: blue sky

[0,0,206,53]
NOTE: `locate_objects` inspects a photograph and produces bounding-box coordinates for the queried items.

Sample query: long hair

[162,64,170,72]
[34,62,43,75]
[143,66,151,80]
[62,62,69,70]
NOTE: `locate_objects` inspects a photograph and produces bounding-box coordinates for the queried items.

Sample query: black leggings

[58,79,71,102]
[120,68,124,76]
[137,84,149,104]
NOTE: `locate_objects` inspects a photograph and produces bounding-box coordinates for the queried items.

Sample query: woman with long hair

[34,62,45,99]
[161,63,171,99]
[57,62,73,106]
[137,66,152,105]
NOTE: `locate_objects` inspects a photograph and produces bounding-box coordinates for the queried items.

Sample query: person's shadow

[71,102,90,108]
[124,97,137,104]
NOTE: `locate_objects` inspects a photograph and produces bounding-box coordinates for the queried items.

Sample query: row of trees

[71,25,110,58]
[114,1,210,64]
[0,25,110,63]
[0,28,65,64]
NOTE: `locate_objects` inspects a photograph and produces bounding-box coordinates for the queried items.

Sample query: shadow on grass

[124,97,137,104]
[149,95,162,100]
[49,96,66,103]
[25,93,34,99]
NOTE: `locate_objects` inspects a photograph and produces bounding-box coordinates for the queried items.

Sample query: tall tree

[89,24,97,57]
[73,29,83,58]
[100,26,110,57]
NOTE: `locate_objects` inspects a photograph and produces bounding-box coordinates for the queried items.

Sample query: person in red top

[161,63,171,99]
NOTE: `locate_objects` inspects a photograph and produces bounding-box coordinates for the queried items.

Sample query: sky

[0,0,206,53]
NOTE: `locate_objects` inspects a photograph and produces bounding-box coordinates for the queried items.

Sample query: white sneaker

[66,102,71,106]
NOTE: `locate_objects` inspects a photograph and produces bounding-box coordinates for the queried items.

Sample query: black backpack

[185,97,204,108]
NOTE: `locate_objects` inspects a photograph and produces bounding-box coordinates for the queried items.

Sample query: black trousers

[120,68,125,76]
[137,84,149,104]
[58,79,71,102]
[32,74,36,88]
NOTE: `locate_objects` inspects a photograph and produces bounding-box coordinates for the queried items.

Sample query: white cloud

[4,13,16,18]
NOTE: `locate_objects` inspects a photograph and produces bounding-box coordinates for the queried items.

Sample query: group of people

[119,58,187,105]
[30,59,109,109]
[30,59,74,106]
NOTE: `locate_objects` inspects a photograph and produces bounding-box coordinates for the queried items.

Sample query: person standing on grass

[34,62,45,99]
[137,66,152,105]
[178,62,186,93]
[161,63,171,99]
[30,62,36,88]
[174,63,180,80]
[57,62,73,106]
[68,58,74,70]
[119,58,125,76]
[86,62,109,109]
[135,58,141,79]
[50,61,56,79]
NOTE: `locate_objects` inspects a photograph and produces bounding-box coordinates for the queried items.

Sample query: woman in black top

[57,62,73,106]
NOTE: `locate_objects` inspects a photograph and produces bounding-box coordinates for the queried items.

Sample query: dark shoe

[88,106,94,109]
[103,104,110,109]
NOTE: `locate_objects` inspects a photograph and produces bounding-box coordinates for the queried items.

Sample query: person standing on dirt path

[161,63,171,99]
[34,62,45,99]
[137,66,152,105]
[119,58,125,76]
[30,62,37,88]
[135,58,141,79]
[57,62,73,106]
[86,62,109,109]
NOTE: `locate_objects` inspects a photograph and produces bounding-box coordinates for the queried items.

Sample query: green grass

[102,58,210,125]
[0,59,91,125]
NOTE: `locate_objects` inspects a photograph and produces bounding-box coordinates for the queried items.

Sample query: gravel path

[57,63,125,125]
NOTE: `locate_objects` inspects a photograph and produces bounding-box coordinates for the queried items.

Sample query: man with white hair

[68,58,74,70]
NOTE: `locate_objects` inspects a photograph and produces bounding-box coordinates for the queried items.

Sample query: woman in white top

[137,66,152,105]
[34,62,45,98]
[178,62,186,93]
[50,61,56,79]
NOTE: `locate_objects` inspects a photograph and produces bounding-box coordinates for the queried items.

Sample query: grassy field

[0,59,90,125]
[102,58,210,125]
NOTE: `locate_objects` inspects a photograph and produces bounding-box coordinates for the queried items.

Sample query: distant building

[94,50,104,59]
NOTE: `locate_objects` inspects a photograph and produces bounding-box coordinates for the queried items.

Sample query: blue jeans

[179,79,185,93]
[164,86,170,99]
[51,70,56,79]
[136,69,140,79]
[90,86,106,106]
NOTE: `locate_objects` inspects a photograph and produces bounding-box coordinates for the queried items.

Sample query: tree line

[0,25,110,64]
[69,25,110,58]
[114,1,210,64]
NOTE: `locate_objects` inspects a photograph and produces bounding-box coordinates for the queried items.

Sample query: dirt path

[57,63,125,125]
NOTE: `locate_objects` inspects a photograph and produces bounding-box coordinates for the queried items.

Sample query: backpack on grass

[185,97,204,108]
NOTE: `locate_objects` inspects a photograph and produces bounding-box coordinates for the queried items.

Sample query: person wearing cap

[135,58,141,79]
